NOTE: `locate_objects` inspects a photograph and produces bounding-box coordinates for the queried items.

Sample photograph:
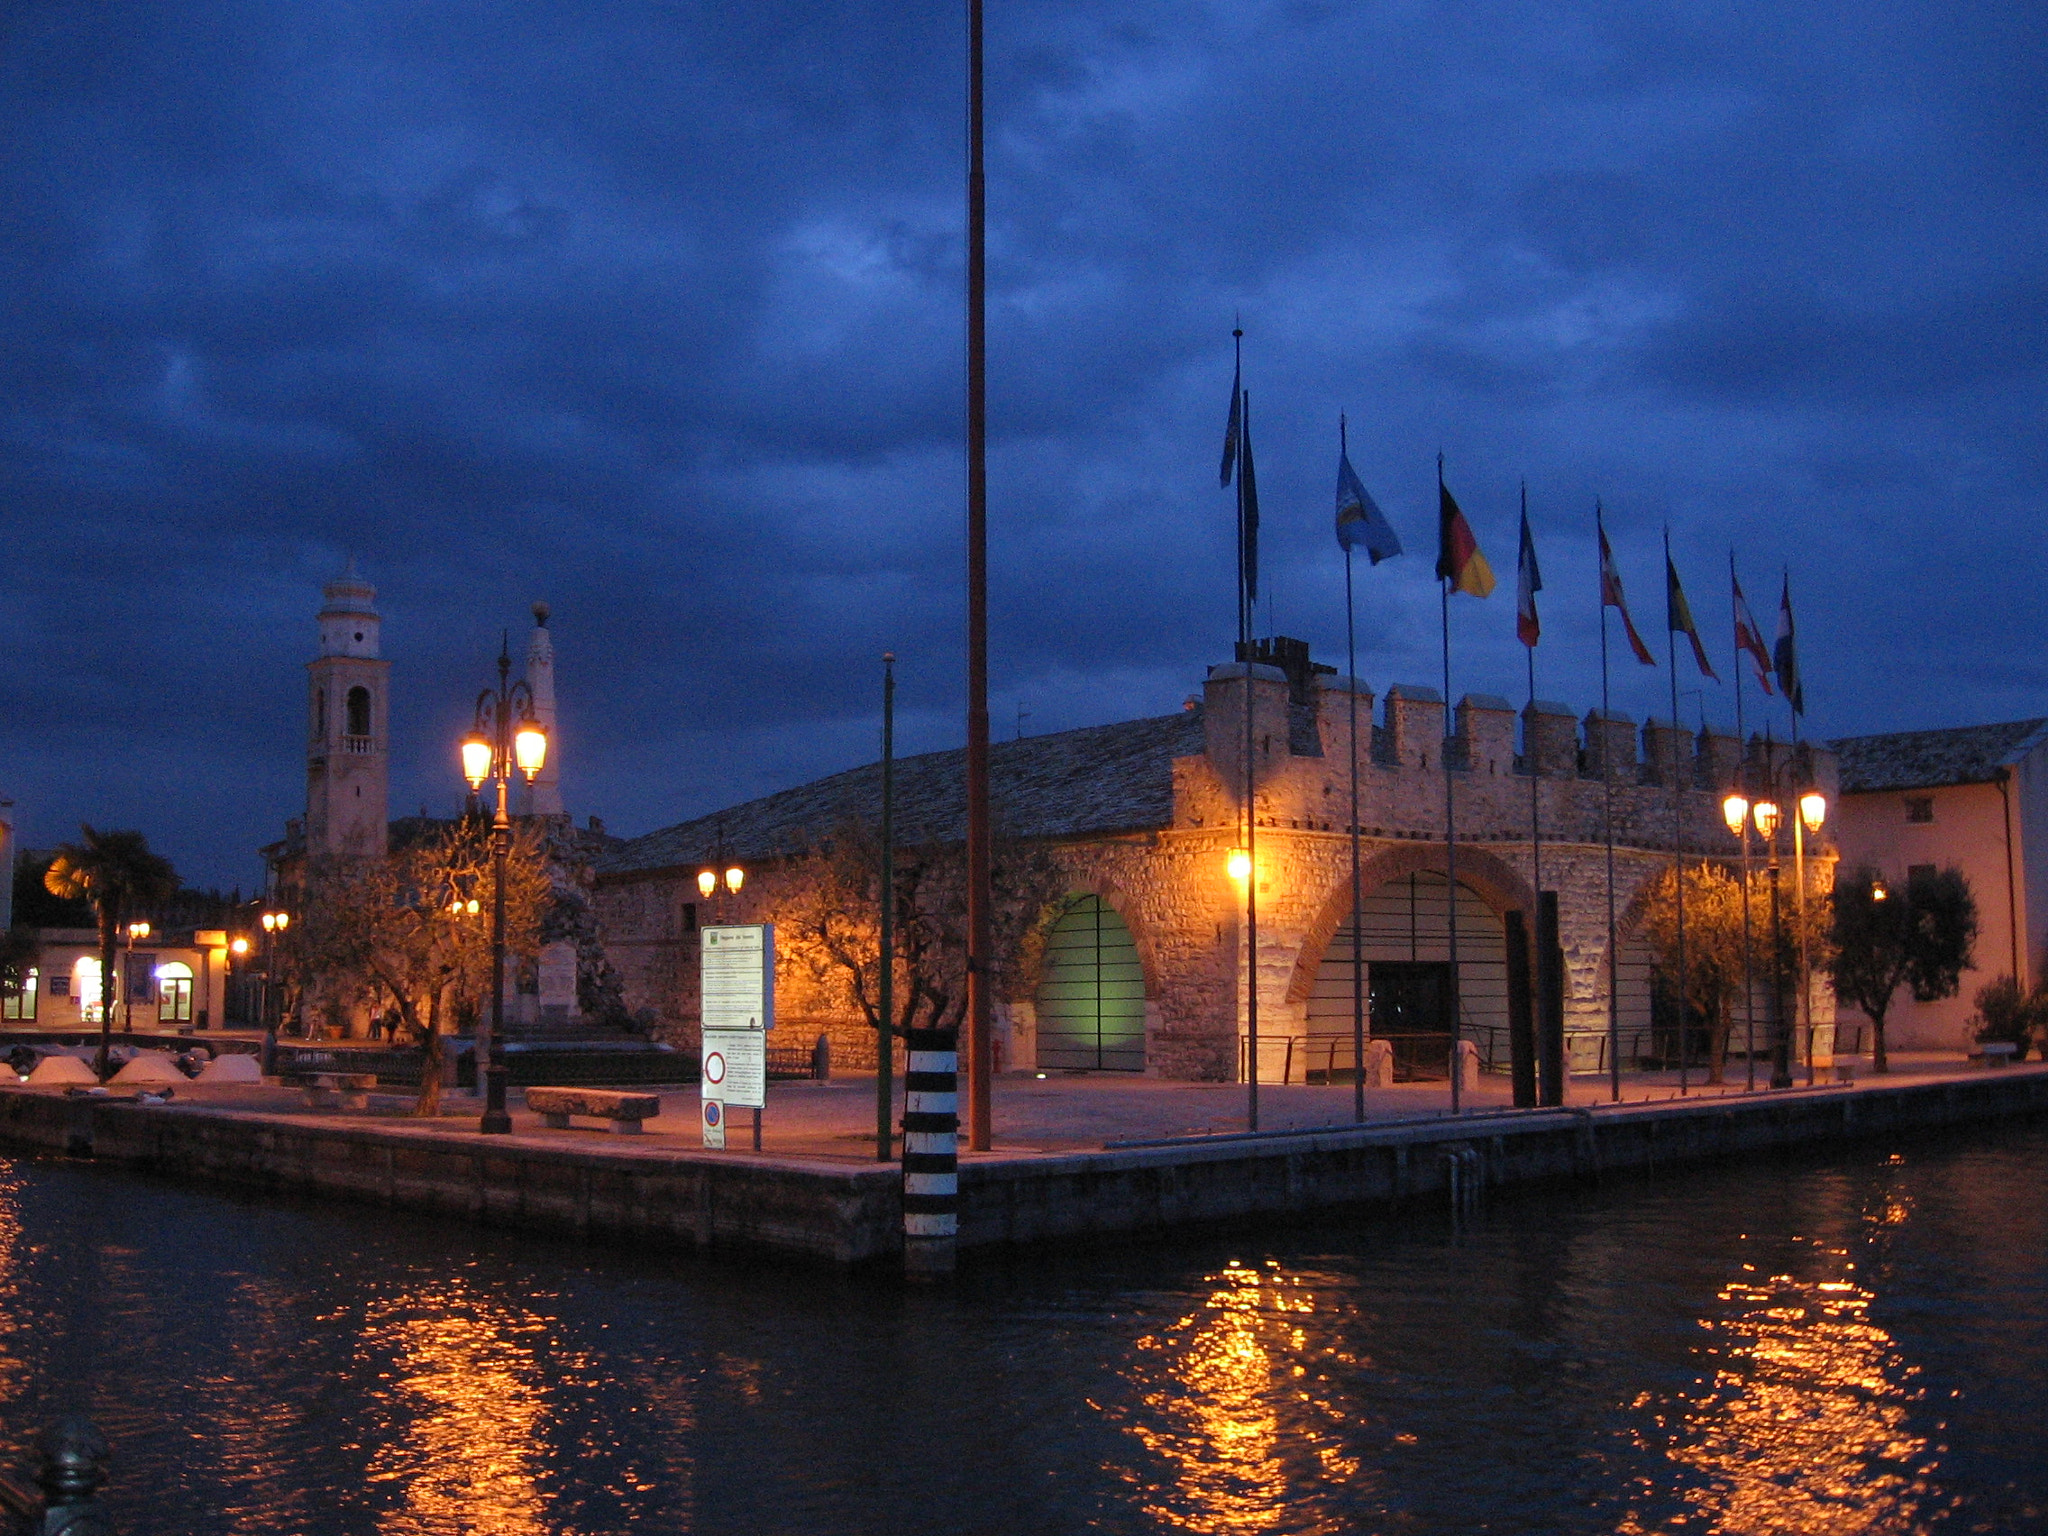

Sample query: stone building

[594,641,1839,1082]
[1831,718,2048,1050]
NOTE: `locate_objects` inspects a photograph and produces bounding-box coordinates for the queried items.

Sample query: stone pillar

[1521,700,1578,777]
[1385,685,1446,771]
[1583,709,1637,781]
[1455,694,1516,776]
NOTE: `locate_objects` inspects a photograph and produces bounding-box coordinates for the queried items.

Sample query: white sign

[702,924,774,1032]
[700,1095,726,1149]
[702,1026,765,1110]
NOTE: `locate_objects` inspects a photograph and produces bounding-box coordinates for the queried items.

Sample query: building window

[680,902,698,934]
[156,962,194,1023]
[1905,796,1934,824]
[2,967,36,1022]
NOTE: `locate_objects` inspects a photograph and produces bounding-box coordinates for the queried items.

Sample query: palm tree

[44,826,179,1079]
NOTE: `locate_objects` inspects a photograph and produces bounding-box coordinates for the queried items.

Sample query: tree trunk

[415,992,444,1118]
[1872,1010,1889,1074]
[95,906,119,1082]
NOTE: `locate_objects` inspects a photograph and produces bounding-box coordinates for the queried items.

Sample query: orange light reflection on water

[1101,1260,1363,1535]
[361,1284,569,1536]
[1619,1259,1950,1535]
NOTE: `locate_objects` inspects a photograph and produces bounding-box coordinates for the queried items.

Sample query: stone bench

[284,1072,377,1111]
[524,1086,661,1135]
[1971,1041,2019,1067]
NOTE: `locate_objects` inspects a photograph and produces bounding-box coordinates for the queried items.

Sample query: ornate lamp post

[1721,792,1758,1091]
[460,638,548,1135]
[121,921,151,1033]
[1794,788,1827,1085]
[259,909,291,1071]
[1749,794,1792,1088]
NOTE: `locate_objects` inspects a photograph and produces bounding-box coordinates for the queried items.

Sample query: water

[1,1121,2045,1535]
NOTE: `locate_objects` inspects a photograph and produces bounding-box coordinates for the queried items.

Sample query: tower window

[346,686,371,740]
[1905,796,1934,824]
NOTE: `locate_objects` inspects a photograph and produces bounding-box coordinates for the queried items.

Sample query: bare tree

[297,819,549,1113]
[783,819,1069,1047]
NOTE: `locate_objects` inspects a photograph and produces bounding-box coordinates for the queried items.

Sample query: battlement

[1185,644,1836,855]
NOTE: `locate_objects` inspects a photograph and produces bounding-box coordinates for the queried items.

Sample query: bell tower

[306,564,391,858]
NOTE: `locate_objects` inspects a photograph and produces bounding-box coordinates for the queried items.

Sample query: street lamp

[460,634,548,1135]
[122,921,151,1033]
[259,910,291,1069]
[1723,740,1827,1090]
[1722,794,1758,1091]
[1792,786,1826,1085]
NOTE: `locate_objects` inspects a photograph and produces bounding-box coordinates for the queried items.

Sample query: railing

[342,734,374,755]
[0,1417,113,1535]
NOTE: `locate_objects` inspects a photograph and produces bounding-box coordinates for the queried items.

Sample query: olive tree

[1831,864,1976,1072]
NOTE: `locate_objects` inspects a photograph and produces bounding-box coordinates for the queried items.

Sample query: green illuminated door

[1035,895,1145,1071]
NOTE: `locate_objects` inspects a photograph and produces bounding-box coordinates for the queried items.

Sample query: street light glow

[1752,799,1782,840]
[514,720,548,780]
[698,869,717,899]
[724,865,745,895]
[460,731,493,790]
[1226,848,1252,882]
[1799,790,1827,833]
[1722,794,1750,836]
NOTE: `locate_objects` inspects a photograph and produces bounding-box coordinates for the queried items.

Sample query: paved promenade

[105,1049,2022,1164]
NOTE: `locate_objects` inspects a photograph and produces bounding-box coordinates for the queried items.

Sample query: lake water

[1,1118,2045,1534]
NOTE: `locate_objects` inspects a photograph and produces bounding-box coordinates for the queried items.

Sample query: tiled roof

[598,708,1206,877]
[1830,719,2048,793]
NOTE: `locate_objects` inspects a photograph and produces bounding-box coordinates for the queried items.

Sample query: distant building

[594,640,1840,1082]
[3,927,233,1033]
[1831,719,2048,1050]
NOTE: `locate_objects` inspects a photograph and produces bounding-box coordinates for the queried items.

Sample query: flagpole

[1786,569,1813,1089]
[1666,529,1689,1098]
[1733,552,1756,1092]
[1343,417,1365,1125]
[1524,485,1541,912]
[1439,454,1462,1115]
[962,0,994,1151]
[1243,396,1259,1132]
[1599,503,1620,1103]
[1232,325,1246,649]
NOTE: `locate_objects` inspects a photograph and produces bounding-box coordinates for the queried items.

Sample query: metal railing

[0,1417,113,1535]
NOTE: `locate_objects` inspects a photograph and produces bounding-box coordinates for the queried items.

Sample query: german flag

[1436,479,1495,598]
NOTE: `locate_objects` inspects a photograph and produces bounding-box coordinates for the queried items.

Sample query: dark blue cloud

[1,0,2044,887]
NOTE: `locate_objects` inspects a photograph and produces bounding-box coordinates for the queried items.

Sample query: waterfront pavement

[80,1049,2031,1166]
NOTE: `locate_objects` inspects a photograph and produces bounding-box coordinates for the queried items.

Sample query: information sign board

[702,924,774,1032]
[701,1027,765,1109]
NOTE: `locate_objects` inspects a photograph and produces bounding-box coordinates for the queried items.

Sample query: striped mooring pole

[901,1027,959,1277]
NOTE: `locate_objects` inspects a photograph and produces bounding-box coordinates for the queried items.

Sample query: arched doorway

[156,961,194,1024]
[1035,894,1145,1071]
[1309,870,1509,1075]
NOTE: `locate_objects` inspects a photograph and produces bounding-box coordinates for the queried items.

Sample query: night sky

[4,2,2044,890]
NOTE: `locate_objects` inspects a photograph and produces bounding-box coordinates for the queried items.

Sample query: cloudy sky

[3,0,2044,889]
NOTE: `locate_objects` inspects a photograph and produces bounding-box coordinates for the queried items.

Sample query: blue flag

[1335,450,1402,564]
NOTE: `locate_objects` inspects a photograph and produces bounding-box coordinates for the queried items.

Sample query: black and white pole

[901,1026,959,1277]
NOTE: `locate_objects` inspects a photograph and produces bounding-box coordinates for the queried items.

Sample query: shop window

[156,961,194,1023]
[73,957,104,1023]
[2,968,36,1022]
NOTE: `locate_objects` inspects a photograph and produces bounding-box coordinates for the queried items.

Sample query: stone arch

[1020,864,1161,1009]
[1287,841,1535,1005]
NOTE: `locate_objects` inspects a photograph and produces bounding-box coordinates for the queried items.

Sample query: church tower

[305,565,391,858]
[522,601,565,818]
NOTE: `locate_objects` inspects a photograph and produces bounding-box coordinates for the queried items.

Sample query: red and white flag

[1598,514,1656,665]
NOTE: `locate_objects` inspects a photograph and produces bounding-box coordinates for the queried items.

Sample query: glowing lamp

[229,937,250,956]
[275,911,289,931]
[1226,848,1252,882]
[1752,799,1782,840]
[1799,790,1827,834]
[461,731,494,790]
[466,899,480,916]
[514,720,548,780]
[724,865,745,895]
[698,869,717,899]
[1871,878,1889,903]
[1721,794,1750,836]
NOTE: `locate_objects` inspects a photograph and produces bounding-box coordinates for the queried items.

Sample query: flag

[1731,565,1774,694]
[1436,479,1495,597]
[1336,449,1402,563]
[1516,505,1542,647]
[1666,554,1719,680]
[1774,573,1805,715]
[1239,394,1260,602]
[1598,517,1656,665]
[1219,358,1241,487]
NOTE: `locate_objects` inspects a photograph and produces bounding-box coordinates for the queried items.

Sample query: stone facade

[593,648,1839,1081]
